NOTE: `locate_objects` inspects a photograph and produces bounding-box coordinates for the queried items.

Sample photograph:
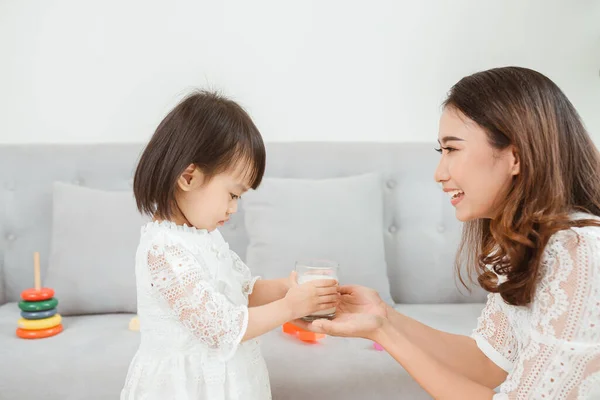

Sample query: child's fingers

[317,302,337,310]
[307,279,338,288]
[318,294,339,304]
[316,286,339,296]
[288,271,298,288]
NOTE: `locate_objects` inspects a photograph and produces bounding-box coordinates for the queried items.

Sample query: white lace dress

[121,221,271,400]
[472,216,600,399]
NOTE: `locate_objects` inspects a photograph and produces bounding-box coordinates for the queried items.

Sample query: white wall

[1,0,598,144]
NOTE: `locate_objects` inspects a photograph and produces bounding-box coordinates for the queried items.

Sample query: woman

[299,67,600,399]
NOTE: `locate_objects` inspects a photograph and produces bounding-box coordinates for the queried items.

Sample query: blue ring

[20,308,58,320]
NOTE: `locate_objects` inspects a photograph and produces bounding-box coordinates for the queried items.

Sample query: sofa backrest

[0,143,487,305]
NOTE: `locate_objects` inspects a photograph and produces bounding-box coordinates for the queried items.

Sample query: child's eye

[434,146,456,154]
[230,193,240,200]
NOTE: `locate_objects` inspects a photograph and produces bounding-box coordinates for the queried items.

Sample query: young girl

[120,91,339,400]
[299,67,600,399]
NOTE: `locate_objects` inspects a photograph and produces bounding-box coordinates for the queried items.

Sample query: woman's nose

[434,156,449,183]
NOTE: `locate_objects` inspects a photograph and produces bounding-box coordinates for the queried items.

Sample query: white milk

[297,273,338,318]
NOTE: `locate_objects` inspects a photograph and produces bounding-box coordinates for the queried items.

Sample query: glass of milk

[295,259,339,321]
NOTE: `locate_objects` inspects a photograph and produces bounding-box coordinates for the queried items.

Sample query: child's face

[174,163,251,231]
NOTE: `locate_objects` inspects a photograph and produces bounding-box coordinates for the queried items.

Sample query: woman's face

[434,107,520,222]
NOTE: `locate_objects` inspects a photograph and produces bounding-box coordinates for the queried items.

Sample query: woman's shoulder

[542,212,600,284]
[547,212,600,247]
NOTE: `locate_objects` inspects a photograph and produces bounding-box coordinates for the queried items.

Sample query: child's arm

[229,250,290,307]
[148,239,338,361]
[244,271,337,341]
[247,278,289,307]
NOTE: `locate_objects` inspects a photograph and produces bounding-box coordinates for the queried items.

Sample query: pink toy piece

[373,342,384,351]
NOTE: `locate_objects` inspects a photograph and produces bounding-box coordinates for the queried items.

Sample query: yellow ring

[17,314,62,330]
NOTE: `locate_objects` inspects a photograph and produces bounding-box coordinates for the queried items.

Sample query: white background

[1,0,598,144]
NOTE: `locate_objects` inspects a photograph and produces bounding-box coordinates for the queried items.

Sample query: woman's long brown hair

[445,66,600,306]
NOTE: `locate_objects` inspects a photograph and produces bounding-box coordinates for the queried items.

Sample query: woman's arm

[372,319,498,400]
[304,285,512,396]
[385,305,508,389]
[311,313,497,399]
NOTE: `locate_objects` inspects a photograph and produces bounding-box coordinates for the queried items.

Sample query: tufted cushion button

[437,224,445,233]
[72,178,82,185]
[388,225,397,234]
[6,233,16,242]
[386,179,397,189]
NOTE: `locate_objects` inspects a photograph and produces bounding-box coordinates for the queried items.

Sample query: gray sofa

[0,143,487,400]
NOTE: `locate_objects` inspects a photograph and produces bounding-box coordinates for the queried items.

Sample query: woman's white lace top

[472,216,600,399]
[121,221,271,400]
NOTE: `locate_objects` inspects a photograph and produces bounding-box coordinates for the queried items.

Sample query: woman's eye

[434,146,456,154]
[230,193,240,200]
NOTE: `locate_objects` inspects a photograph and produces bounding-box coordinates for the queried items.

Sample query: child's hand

[283,271,340,320]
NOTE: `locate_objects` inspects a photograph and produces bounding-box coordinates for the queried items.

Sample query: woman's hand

[311,311,387,340]
[336,285,388,318]
[293,285,389,339]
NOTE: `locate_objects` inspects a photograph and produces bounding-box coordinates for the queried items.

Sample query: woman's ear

[177,164,204,191]
[509,146,520,176]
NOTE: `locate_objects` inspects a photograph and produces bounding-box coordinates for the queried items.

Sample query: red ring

[16,324,63,339]
[21,288,55,301]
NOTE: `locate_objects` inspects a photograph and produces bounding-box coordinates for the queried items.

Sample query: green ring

[18,298,58,312]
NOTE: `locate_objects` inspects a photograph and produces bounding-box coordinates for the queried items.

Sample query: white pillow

[45,182,148,315]
[242,173,393,304]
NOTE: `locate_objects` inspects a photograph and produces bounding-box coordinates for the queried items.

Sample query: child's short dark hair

[133,90,266,219]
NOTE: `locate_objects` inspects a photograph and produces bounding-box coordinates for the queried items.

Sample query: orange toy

[282,322,325,342]
[16,252,63,339]
[16,324,63,339]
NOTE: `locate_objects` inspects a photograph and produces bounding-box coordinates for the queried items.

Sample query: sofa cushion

[44,182,148,315]
[242,173,394,304]
[0,301,485,399]
[0,303,138,399]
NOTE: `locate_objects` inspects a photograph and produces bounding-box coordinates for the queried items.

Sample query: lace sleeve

[471,292,520,373]
[500,228,600,399]
[229,250,260,297]
[147,238,248,361]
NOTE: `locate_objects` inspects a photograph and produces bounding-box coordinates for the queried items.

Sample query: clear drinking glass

[295,259,339,321]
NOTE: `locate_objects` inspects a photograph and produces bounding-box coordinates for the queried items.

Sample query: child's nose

[228,202,238,215]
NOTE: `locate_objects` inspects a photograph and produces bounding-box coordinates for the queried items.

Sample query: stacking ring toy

[20,308,58,320]
[15,252,64,339]
[18,298,58,312]
[17,314,62,330]
[21,287,55,301]
[16,324,63,339]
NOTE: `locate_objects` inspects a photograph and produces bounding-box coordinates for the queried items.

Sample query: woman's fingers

[290,319,312,331]
[338,285,359,295]
[311,319,337,334]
